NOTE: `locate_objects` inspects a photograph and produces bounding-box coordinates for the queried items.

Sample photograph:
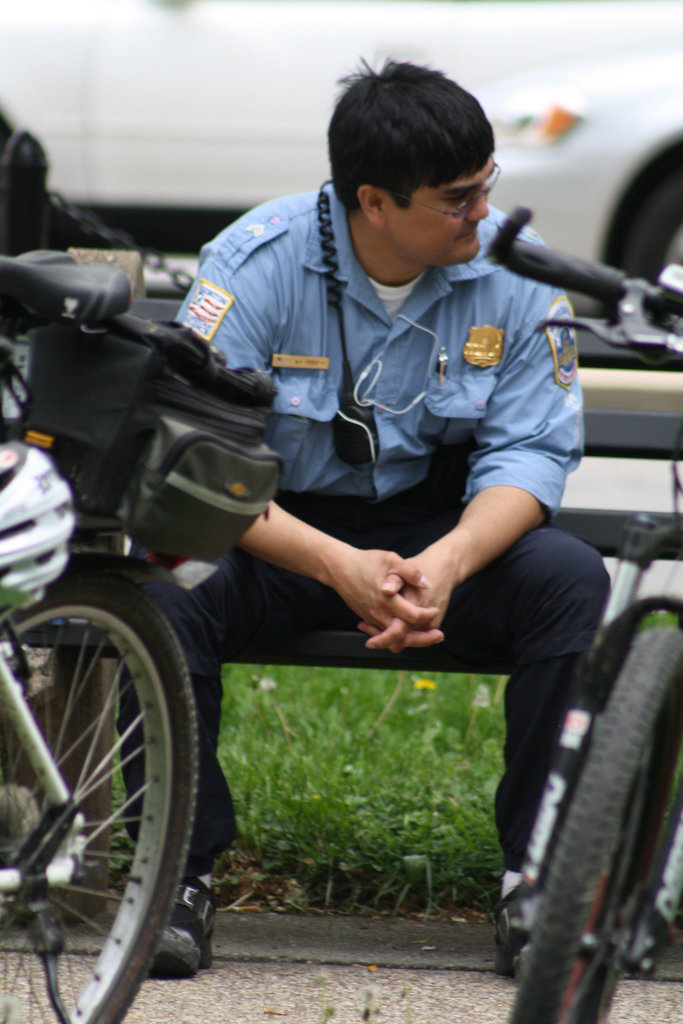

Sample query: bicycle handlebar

[488,208,683,358]
[0,250,275,408]
[488,207,629,305]
[0,251,131,324]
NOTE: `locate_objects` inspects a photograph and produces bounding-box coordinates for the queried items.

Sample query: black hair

[328,60,494,210]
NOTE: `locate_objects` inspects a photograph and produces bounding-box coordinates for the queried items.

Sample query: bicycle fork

[512,517,669,939]
[513,515,683,964]
[620,776,683,972]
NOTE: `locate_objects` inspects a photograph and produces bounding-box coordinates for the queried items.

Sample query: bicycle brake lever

[544,315,683,358]
[543,315,629,348]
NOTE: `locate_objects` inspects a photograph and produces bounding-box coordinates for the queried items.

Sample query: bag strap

[102,312,276,407]
[316,184,356,399]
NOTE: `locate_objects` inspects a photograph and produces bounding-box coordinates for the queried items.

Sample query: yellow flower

[413,677,437,691]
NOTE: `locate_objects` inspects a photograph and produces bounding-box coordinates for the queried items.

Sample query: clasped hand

[335,545,452,655]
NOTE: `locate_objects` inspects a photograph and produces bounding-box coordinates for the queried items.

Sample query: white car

[3,0,683,258]
[476,48,683,281]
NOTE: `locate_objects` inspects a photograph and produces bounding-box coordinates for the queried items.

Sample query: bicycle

[0,252,201,1024]
[488,207,683,1023]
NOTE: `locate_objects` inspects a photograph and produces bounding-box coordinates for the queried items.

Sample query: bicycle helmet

[0,442,75,609]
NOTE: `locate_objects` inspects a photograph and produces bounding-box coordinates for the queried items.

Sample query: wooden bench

[131,297,682,677]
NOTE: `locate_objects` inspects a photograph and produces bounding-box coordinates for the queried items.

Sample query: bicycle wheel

[0,570,198,1024]
[510,626,683,1024]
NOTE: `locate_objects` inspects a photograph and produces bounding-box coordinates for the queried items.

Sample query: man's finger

[362,618,445,650]
[381,569,430,595]
[385,593,440,628]
[367,627,445,651]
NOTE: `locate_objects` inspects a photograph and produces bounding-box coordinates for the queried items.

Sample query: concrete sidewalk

[126,911,683,1024]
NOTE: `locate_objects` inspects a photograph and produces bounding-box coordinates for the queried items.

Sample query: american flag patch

[183,279,234,340]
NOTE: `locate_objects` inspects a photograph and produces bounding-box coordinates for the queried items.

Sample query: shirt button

[291,396,301,406]
[475,400,486,410]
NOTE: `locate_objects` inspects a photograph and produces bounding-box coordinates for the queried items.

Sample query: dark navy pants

[142,493,610,877]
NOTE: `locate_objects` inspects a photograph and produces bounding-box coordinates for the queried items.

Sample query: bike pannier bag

[23,317,282,559]
[118,372,282,560]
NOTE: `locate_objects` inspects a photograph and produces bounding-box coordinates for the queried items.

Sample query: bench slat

[583,409,680,459]
[554,508,675,555]
[234,629,512,674]
[574,331,681,371]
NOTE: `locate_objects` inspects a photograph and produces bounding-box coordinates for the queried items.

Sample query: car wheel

[620,169,683,280]
[0,119,12,158]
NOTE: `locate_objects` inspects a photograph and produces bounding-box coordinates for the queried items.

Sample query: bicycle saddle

[0,250,131,325]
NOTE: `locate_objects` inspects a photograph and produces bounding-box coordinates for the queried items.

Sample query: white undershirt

[368,272,425,321]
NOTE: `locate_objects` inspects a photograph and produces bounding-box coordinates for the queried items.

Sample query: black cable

[316,183,354,394]
[315,183,380,465]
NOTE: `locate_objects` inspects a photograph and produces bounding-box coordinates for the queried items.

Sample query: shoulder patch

[184,279,234,341]
[545,296,578,389]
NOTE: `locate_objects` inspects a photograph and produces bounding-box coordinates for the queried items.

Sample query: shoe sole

[150,928,208,978]
[494,948,515,977]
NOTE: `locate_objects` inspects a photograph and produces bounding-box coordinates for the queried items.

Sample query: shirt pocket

[423,370,498,443]
[271,369,339,422]
[266,371,340,488]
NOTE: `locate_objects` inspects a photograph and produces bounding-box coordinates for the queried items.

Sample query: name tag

[272,353,330,370]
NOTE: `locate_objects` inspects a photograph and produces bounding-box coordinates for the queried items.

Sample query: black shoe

[493,887,529,978]
[150,877,215,978]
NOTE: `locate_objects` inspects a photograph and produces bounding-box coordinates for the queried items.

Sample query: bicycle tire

[510,627,683,1024]
[0,570,198,1024]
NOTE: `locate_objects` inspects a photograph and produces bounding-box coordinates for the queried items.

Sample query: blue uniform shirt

[179,189,582,517]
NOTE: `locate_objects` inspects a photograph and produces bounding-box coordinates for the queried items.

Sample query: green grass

[214,663,508,917]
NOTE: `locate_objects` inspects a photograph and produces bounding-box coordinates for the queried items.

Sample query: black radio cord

[316,184,355,396]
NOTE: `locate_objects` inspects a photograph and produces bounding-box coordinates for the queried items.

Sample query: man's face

[382,159,496,273]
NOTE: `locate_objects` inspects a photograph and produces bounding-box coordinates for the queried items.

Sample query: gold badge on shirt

[463,326,504,367]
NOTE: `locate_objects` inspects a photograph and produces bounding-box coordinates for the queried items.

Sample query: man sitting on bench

[142,60,610,979]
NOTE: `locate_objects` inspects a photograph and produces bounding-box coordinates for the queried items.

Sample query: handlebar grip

[489,206,627,305]
[0,254,131,324]
[503,239,627,304]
